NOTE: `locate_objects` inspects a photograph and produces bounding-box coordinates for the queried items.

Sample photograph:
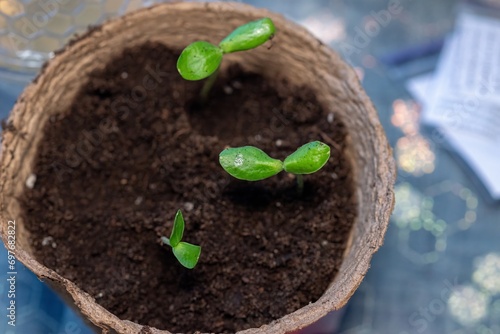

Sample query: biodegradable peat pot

[0,2,395,334]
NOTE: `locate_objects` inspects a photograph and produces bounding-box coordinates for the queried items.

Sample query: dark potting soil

[21,42,357,333]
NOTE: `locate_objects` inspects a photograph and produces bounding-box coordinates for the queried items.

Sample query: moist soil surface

[21,42,356,333]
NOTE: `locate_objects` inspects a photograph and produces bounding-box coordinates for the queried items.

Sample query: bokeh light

[391,99,435,176]
[448,285,490,327]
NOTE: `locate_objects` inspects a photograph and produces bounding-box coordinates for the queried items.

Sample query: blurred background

[1,0,500,333]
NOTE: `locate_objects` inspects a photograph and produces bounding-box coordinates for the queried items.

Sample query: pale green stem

[296,174,304,195]
[161,236,171,246]
[200,69,219,103]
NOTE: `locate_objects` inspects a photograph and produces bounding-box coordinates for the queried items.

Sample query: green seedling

[219,141,330,193]
[161,210,201,269]
[177,17,276,100]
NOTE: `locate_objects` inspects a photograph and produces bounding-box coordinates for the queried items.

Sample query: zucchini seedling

[161,210,201,269]
[219,141,330,193]
[177,17,276,101]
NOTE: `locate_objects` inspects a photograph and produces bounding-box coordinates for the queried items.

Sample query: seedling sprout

[161,210,201,269]
[219,141,331,193]
[177,18,276,101]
